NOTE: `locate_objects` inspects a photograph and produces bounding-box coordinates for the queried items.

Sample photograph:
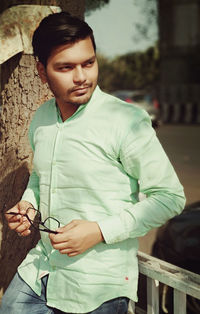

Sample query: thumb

[56,221,76,233]
[19,201,35,219]
[56,225,66,233]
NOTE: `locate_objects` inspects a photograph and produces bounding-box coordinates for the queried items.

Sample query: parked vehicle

[112,90,160,128]
[152,201,200,313]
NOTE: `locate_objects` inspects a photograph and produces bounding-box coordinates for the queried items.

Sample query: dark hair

[32,11,96,67]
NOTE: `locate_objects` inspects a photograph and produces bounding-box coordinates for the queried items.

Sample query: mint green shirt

[19,86,185,313]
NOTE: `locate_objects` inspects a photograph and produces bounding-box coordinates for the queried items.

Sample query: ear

[37,62,47,84]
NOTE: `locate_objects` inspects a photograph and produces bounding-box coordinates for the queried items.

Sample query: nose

[73,66,86,84]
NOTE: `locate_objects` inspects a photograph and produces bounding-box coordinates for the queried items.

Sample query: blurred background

[86,0,200,125]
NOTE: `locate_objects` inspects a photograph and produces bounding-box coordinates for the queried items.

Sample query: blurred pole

[158,0,200,124]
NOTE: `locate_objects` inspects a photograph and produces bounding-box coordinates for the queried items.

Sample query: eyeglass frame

[6,207,60,234]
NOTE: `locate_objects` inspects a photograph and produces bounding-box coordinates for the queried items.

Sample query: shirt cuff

[21,188,39,209]
[97,215,129,244]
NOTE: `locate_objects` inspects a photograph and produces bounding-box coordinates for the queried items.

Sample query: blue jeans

[0,273,129,314]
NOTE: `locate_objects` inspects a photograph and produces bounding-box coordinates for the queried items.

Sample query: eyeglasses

[6,207,60,234]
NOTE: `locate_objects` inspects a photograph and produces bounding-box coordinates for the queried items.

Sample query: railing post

[138,252,200,314]
[147,277,159,314]
[174,289,186,314]
[128,300,135,314]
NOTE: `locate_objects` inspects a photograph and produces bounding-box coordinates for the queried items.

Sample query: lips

[71,84,92,93]
[73,87,88,92]
[72,88,88,97]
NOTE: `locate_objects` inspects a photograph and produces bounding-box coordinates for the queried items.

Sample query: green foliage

[85,0,110,15]
[84,0,159,91]
[133,0,158,41]
[97,45,160,92]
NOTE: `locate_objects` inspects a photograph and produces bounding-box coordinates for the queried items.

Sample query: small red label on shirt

[125,276,129,280]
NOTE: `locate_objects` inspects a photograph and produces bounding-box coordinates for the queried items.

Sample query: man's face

[38,37,98,108]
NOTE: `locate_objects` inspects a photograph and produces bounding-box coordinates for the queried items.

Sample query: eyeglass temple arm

[39,228,58,234]
[6,212,59,234]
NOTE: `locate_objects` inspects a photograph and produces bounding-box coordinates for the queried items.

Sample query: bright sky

[85,0,158,59]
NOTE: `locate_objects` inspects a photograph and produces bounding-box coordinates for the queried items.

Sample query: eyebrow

[54,56,96,67]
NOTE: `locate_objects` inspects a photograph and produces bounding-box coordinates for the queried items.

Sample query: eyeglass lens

[26,207,60,232]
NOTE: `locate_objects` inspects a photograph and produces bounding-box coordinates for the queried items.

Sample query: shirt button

[58,124,63,130]
[52,188,56,193]
[52,161,56,166]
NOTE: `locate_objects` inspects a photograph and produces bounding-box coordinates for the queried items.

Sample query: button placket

[49,124,63,213]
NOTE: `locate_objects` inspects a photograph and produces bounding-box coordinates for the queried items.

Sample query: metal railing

[128,252,200,314]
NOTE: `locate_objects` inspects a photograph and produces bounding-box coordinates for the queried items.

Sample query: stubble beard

[66,81,97,106]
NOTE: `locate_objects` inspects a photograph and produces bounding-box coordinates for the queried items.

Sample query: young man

[1,12,185,314]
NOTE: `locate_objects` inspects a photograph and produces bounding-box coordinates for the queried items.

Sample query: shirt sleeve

[21,120,40,209]
[98,111,186,244]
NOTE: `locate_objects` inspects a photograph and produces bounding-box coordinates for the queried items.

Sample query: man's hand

[5,200,35,237]
[49,220,104,257]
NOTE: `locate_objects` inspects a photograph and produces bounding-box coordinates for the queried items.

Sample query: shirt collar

[55,85,101,122]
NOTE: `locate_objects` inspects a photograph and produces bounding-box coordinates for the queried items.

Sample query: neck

[57,102,79,121]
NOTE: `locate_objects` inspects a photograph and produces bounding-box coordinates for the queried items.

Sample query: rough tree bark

[0,0,85,297]
[0,0,85,17]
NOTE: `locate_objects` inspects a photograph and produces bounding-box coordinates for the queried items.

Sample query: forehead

[47,37,95,65]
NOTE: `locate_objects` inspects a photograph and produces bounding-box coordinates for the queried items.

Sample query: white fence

[129,252,200,314]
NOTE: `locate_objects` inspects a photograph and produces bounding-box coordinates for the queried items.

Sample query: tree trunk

[0,0,85,19]
[0,0,85,297]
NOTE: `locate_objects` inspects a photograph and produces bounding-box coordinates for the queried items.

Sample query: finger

[8,215,25,230]
[49,231,70,244]
[26,207,36,220]
[49,232,60,244]
[15,221,31,234]
[19,205,30,215]
[20,229,31,237]
[5,207,20,220]
[52,242,70,250]
[8,221,22,230]
[56,220,79,233]
[6,213,22,222]
[18,201,34,216]
[59,249,78,256]
[6,203,25,217]
[67,251,79,257]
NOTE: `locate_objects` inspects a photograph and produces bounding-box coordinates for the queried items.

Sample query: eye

[83,59,95,68]
[57,65,73,72]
